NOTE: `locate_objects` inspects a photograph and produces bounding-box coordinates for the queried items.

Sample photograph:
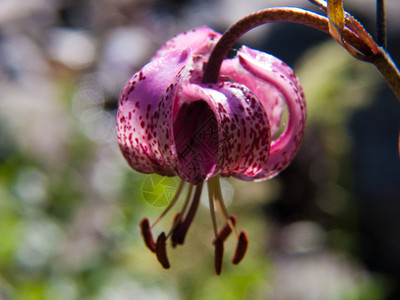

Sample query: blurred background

[0,0,399,299]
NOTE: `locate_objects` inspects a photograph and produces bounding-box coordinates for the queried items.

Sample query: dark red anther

[155,232,170,269]
[170,212,181,248]
[214,237,224,275]
[212,214,237,244]
[171,211,181,225]
[140,217,156,252]
[171,220,184,246]
[232,230,249,265]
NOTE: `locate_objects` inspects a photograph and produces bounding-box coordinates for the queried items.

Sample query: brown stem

[171,182,203,245]
[377,0,387,49]
[202,6,400,102]
[202,7,373,84]
[373,48,400,100]
[309,0,379,54]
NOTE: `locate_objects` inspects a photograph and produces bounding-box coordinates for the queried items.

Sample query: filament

[207,180,218,238]
[151,179,185,229]
[208,176,239,239]
[167,183,193,238]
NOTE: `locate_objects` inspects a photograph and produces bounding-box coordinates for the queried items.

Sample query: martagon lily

[116,26,306,274]
[114,0,400,275]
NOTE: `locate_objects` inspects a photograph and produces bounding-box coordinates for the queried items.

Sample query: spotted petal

[152,26,221,73]
[179,82,271,179]
[220,46,284,137]
[153,27,222,87]
[117,26,305,184]
[116,49,189,177]
[221,46,306,180]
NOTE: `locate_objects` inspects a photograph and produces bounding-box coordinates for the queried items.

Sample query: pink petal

[220,47,284,137]
[116,49,189,177]
[229,46,306,181]
[116,27,225,184]
[180,82,271,179]
[117,28,305,184]
[152,26,221,61]
[171,96,219,183]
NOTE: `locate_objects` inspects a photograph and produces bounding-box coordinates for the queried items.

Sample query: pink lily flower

[116,26,306,274]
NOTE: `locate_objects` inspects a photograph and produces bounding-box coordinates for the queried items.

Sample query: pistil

[171,182,203,245]
[167,183,194,240]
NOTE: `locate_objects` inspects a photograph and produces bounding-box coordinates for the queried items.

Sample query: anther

[214,237,224,275]
[212,214,237,244]
[168,211,181,234]
[232,230,249,265]
[169,212,182,248]
[155,232,170,269]
[140,217,156,252]
[171,220,185,245]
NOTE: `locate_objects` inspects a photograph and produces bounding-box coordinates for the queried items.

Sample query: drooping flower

[116,26,306,274]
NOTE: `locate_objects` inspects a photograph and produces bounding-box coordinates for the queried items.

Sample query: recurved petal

[171,89,219,184]
[152,26,221,61]
[230,46,306,181]
[220,46,284,137]
[116,49,189,176]
[179,82,271,179]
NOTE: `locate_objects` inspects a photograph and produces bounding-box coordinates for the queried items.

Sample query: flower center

[173,101,218,182]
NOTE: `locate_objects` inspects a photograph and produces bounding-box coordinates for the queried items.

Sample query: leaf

[327,0,345,44]
[326,0,369,60]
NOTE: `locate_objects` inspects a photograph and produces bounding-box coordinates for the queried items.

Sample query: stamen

[179,184,194,222]
[231,230,249,265]
[140,217,156,252]
[214,237,224,275]
[170,185,193,247]
[212,214,237,244]
[155,232,170,269]
[207,180,218,238]
[166,211,182,239]
[172,182,204,245]
[151,180,185,229]
[209,176,239,239]
[214,197,227,225]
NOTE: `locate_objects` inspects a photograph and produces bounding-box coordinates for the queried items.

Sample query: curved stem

[202,6,400,101]
[373,48,400,99]
[309,0,379,54]
[202,7,372,84]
